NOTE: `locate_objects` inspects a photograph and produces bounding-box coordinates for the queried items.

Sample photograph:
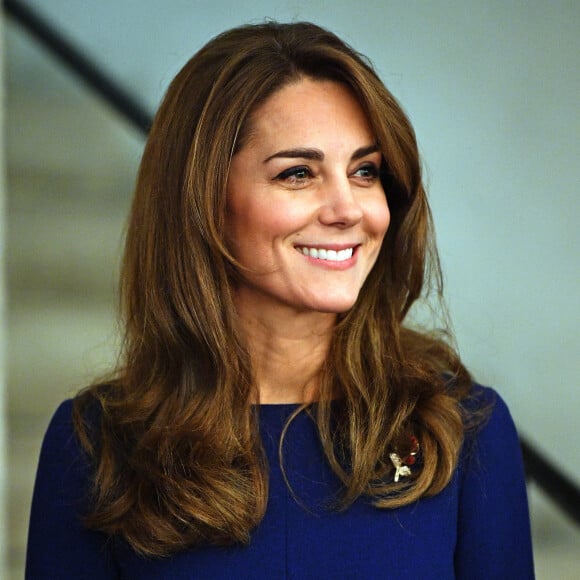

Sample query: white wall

[18,0,580,481]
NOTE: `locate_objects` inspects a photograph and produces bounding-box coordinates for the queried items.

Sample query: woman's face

[226,78,389,317]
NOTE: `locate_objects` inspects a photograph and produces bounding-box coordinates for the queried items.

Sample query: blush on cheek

[368,199,390,238]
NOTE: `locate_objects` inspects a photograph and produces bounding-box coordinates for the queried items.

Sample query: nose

[318,177,364,228]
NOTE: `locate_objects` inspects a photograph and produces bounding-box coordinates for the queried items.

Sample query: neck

[235,299,336,404]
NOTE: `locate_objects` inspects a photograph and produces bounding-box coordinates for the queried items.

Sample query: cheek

[226,198,285,261]
[367,195,391,238]
[239,198,307,242]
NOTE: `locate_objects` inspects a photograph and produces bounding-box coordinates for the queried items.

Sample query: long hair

[74,21,473,557]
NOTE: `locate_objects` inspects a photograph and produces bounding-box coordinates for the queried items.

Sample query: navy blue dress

[26,386,534,579]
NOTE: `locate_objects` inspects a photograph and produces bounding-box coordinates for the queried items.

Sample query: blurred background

[2,1,579,577]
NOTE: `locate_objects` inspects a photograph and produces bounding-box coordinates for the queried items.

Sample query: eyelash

[276,166,312,183]
[353,164,380,181]
[275,163,380,185]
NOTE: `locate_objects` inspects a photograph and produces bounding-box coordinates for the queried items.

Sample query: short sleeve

[26,400,119,579]
[454,387,534,579]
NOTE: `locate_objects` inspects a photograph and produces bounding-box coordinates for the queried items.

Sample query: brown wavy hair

[74,21,474,557]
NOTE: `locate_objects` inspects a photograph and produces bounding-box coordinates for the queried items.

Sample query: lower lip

[298,248,358,270]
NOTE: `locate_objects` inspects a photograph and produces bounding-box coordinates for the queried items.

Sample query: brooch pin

[389,436,419,482]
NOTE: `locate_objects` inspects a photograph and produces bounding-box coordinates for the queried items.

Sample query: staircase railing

[4,0,151,134]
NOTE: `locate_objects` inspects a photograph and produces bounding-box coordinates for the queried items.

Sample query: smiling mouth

[296,246,356,262]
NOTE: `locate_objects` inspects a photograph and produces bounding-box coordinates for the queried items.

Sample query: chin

[306,295,360,314]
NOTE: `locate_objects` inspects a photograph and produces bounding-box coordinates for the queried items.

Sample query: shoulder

[47,397,74,427]
[27,399,119,577]
[459,383,520,464]
[33,393,107,505]
[42,394,101,452]
[41,399,77,457]
[34,399,91,494]
[454,384,534,577]
[463,383,514,429]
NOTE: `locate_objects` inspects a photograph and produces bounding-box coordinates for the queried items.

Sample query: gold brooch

[389,436,419,482]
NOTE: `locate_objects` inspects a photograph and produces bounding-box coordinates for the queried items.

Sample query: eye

[275,165,313,186]
[353,163,380,183]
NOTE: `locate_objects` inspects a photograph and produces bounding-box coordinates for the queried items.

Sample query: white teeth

[298,246,354,262]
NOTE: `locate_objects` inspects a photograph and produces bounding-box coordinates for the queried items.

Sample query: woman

[27,22,534,578]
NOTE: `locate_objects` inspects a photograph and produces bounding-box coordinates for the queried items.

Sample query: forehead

[241,78,375,150]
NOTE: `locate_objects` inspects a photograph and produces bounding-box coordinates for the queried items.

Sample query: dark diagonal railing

[521,438,580,526]
[4,0,151,134]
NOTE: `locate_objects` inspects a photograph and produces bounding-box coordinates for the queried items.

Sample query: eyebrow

[263,144,380,164]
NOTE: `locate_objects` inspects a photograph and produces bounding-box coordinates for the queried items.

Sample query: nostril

[318,200,364,227]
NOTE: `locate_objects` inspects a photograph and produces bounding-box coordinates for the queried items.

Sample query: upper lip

[294,243,360,251]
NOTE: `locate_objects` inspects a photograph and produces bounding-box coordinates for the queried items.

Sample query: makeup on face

[226,78,390,316]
